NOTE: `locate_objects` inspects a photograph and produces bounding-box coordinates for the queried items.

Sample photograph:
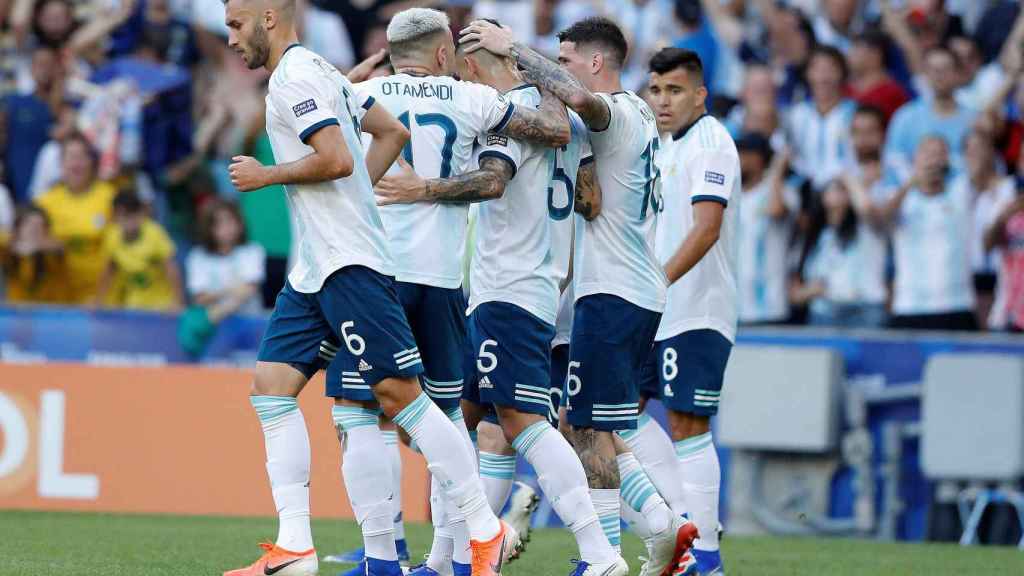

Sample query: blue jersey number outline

[397,112,458,178]
[548,145,574,221]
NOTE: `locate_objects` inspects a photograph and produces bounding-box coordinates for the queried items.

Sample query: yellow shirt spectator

[101,219,180,311]
[35,180,116,303]
[2,205,72,304]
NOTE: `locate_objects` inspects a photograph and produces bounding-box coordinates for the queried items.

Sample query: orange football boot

[223,542,318,576]
[469,520,521,576]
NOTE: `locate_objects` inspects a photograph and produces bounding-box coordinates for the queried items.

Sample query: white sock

[250,396,314,552]
[621,498,655,541]
[513,421,617,564]
[479,452,516,514]
[445,407,472,564]
[675,432,720,552]
[591,488,621,553]
[618,452,672,535]
[620,413,689,515]
[427,475,454,574]
[333,406,397,562]
[381,429,406,542]
[393,394,500,542]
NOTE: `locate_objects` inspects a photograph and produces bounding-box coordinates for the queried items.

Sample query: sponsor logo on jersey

[704,171,726,185]
[293,99,318,118]
[487,134,508,147]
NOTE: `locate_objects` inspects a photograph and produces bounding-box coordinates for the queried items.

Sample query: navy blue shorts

[464,302,556,417]
[258,266,424,397]
[396,281,468,410]
[643,329,733,416]
[565,295,660,431]
[549,343,570,425]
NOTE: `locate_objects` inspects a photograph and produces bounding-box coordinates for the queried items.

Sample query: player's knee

[667,410,711,441]
[250,362,306,397]
[373,376,421,418]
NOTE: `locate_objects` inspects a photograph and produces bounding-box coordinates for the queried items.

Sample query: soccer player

[460,17,696,575]
[377,32,629,576]
[633,47,740,576]
[344,8,571,576]
[220,3,517,576]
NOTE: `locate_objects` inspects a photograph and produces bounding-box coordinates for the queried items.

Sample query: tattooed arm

[461,20,611,131]
[498,87,572,148]
[376,156,514,205]
[574,161,602,220]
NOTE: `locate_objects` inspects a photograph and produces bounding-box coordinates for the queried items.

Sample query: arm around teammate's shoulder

[499,88,572,148]
[459,19,610,132]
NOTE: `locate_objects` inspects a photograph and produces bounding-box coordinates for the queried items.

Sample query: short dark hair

[852,28,889,65]
[113,189,144,214]
[649,47,704,82]
[809,45,848,82]
[557,17,628,69]
[853,104,886,127]
[735,132,772,163]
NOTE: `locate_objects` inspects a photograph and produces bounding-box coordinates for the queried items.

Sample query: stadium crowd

[1,0,1024,333]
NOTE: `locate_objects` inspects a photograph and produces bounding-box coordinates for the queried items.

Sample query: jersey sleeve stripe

[299,117,340,144]
[477,150,519,179]
[692,195,728,207]
[361,96,376,110]
[580,155,595,166]
[491,102,517,133]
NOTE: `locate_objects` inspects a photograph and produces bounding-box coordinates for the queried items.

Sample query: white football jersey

[265,45,392,293]
[356,73,516,289]
[656,115,740,343]
[469,89,589,326]
[736,177,799,323]
[574,91,667,312]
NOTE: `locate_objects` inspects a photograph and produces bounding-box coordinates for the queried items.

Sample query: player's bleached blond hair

[387,7,450,45]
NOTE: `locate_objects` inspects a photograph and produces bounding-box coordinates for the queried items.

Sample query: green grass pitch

[0,510,1021,575]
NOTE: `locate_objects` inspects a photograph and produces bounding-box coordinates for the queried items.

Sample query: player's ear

[591,51,603,76]
[263,9,275,30]
[697,85,709,108]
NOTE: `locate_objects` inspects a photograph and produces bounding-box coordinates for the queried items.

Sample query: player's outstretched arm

[499,88,571,148]
[376,157,513,205]
[360,102,411,185]
[460,20,610,131]
[229,124,353,191]
[574,161,601,220]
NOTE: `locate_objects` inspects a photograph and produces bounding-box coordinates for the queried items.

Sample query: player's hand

[459,20,514,57]
[376,157,427,205]
[347,48,387,83]
[229,156,269,192]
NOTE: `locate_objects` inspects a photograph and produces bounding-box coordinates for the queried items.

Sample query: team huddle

[220,2,738,576]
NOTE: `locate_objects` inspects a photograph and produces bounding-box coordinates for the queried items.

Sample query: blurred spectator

[26,102,75,199]
[884,45,976,183]
[725,64,784,149]
[764,3,815,105]
[2,203,70,304]
[847,29,910,123]
[673,0,719,92]
[185,199,265,318]
[849,105,888,186]
[875,136,977,330]
[0,181,11,238]
[787,46,855,192]
[812,0,862,53]
[736,135,799,325]
[986,154,1024,332]
[2,44,58,202]
[793,176,889,328]
[296,0,354,71]
[95,189,181,311]
[35,132,116,304]
[954,128,1015,326]
[948,34,1006,112]
[611,0,682,92]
